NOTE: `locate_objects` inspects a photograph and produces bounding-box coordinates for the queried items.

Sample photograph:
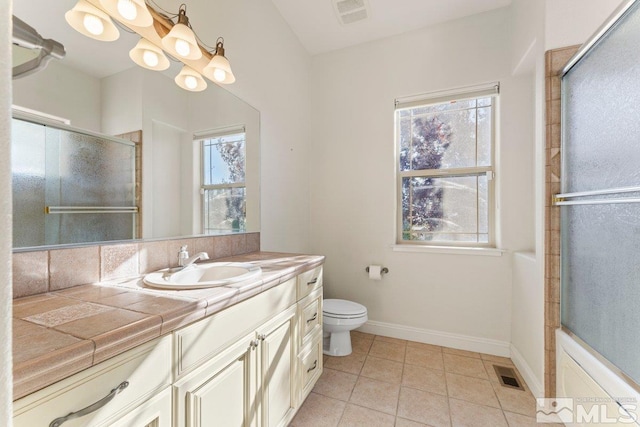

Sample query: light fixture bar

[80,0,235,88]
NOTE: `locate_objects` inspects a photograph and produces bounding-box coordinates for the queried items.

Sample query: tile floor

[290,332,563,427]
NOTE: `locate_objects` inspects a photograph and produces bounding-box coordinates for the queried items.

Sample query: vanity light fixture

[160,4,202,60]
[129,38,169,70]
[99,0,153,27]
[203,38,236,84]
[175,65,207,92]
[65,0,236,90]
[65,0,120,41]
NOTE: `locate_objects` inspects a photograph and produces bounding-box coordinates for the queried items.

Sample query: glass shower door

[560,0,640,388]
[12,117,137,247]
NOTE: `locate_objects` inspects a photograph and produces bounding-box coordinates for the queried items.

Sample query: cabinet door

[175,331,258,427]
[256,305,298,427]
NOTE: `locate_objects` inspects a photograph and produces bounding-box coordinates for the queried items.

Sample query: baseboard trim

[357,320,511,357]
[509,344,544,397]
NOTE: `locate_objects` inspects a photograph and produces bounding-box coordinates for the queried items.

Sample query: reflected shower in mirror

[12,117,138,248]
[11,0,260,250]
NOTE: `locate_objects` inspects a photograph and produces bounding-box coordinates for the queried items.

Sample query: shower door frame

[552,0,640,395]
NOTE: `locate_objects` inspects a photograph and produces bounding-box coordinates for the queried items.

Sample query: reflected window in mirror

[199,128,246,234]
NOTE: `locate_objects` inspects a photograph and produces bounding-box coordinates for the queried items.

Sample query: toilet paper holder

[365,266,389,275]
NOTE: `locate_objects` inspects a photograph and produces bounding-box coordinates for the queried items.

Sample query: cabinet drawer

[110,386,172,427]
[13,336,172,427]
[298,333,323,402]
[296,266,323,300]
[298,288,322,348]
[174,278,296,378]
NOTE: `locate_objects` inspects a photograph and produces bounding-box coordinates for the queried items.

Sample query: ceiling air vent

[332,0,370,25]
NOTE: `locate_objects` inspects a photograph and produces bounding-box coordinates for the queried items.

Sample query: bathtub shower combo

[555,0,640,423]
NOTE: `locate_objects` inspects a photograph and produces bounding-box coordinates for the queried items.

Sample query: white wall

[140,71,190,238]
[12,61,101,132]
[545,0,625,51]
[1,1,12,423]
[101,67,143,135]
[511,252,544,395]
[508,0,546,396]
[309,8,535,353]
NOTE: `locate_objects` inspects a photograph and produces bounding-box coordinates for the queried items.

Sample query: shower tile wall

[115,130,143,238]
[544,45,579,398]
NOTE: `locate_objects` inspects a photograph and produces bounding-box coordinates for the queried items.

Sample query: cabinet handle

[306,360,318,373]
[249,339,260,350]
[306,313,318,323]
[259,334,267,341]
[307,278,318,286]
[49,381,129,427]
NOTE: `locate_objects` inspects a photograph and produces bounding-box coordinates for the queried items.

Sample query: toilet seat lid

[323,299,367,317]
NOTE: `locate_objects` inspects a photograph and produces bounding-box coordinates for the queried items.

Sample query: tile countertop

[12,251,325,401]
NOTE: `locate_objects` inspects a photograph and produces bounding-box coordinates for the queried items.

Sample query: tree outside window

[201,131,246,233]
[396,86,497,246]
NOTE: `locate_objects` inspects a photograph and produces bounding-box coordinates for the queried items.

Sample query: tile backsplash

[12,233,260,299]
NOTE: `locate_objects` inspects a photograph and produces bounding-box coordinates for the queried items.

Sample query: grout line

[305,335,537,426]
[334,393,347,427]
[395,351,406,417]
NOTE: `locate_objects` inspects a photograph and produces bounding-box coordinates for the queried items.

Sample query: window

[198,128,246,234]
[395,83,498,246]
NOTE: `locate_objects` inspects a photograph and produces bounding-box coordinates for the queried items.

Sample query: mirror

[11,0,260,249]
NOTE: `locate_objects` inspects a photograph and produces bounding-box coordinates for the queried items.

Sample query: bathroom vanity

[12,253,323,427]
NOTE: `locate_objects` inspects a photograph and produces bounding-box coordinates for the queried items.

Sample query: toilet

[322,299,368,356]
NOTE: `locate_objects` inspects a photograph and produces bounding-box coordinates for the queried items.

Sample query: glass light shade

[83,14,104,35]
[129,38,170,71]
[184,75,198,90]
[117,0,136,20]
[161,23,202,60]
[174,39,191,57]
[100,0,153,27]
[175,66,207,92]
[65,0,120,41]
[143,50,158,67]
[203,54,235,84]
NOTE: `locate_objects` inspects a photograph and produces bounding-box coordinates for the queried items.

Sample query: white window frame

[394,82,499,248]
[196,125,246,234]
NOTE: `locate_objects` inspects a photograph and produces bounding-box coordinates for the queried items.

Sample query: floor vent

[493,365,525,391]
[332,0,370,25]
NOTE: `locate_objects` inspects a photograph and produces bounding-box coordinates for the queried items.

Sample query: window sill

[391,244,505,257]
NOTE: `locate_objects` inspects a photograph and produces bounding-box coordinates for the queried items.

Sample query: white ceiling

[12,0,513,80]
[270,0,512,55]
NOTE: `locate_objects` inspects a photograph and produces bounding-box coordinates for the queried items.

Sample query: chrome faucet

[183,252,210,267]
[177,246,210,268]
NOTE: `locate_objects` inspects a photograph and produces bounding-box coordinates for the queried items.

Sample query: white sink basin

[143,262,262,290]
